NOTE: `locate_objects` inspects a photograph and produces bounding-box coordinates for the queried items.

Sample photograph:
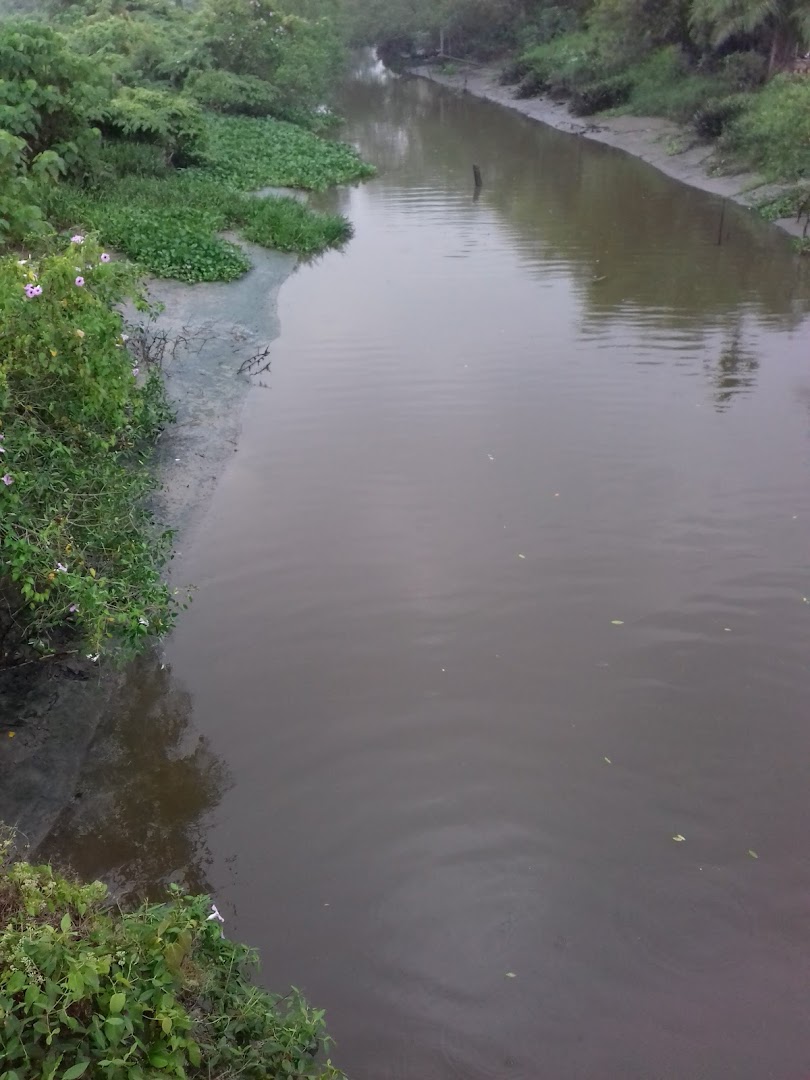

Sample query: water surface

[49,59,810,1079]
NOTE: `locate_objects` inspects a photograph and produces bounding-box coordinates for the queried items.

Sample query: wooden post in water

[717,199,726,246]
[473,164,483,191]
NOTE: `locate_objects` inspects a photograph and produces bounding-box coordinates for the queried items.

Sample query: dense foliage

[0,241,175,667]
[0,0,371,252]
[0,834,344,1079]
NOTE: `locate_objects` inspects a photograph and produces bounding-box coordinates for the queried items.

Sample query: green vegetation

[42,112,369,281]
[0,832,344,1079]
[347,0,810,184]
[0,0,374,268]
[0,241,176,666]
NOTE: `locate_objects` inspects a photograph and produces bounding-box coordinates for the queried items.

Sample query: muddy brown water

[45,59,810,1079]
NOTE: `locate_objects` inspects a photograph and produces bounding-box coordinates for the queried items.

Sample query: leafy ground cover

[0,831,344,1079]
[45,114,373,282]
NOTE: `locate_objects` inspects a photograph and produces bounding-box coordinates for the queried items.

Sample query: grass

[45,113,374,282]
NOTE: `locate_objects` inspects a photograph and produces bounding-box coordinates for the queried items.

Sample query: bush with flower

[0,237,177,668]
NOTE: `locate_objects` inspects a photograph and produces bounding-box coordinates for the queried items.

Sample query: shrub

[499,58,529,85]
[96,89,208,168]
[692,93,749,138]
[514,70,548,98]
[725,74,810,180]
[570,73,633,115]
[0,21,108,175]
[520,31,615,98]
[185,70,279,117]
[65,13,193,88]
[0,835,344,1078]
[0,131,60,246]
[0,241,176,666]
[621,46,725,121]
[720,50,766,91]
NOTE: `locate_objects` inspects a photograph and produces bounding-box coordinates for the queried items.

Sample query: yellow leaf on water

[672,834,686,842]
[748,849,758,859]
[7,732,15,739]
[611,620,624,626]
[604,757,612,764]
[505,972,517,978]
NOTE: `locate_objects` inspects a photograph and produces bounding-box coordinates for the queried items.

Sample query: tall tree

[690,0,810,71]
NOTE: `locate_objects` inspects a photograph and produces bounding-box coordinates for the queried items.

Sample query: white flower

[207,904,225,924]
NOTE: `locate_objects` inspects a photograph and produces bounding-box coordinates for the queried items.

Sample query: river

[44,57,810,1079]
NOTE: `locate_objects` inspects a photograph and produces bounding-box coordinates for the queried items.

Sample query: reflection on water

[41,656,229,904]
[48,55,810,1080]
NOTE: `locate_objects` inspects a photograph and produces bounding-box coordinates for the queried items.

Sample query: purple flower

[100,253,111,263]
[56,563,67,573]
[33,285,42,296]
[24,284,36,298]
[71,235,84,244]
[69,604,78,613]
[75,277,85,287]
[131,367,140,377]
[2,475,12,486]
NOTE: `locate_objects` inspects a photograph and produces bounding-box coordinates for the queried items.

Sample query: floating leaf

[517,554,526,559]
[748,849,758,859]
[672,834,686,842]
[610,620,624,626]
[505,972,517,978]
[604,757,612,764]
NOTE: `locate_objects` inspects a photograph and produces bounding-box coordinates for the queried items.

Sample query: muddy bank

[413,63,806,241]
[0,243,297,853]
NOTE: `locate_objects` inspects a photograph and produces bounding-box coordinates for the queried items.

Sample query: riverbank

[413,63,806,242]
[0,244,297,852]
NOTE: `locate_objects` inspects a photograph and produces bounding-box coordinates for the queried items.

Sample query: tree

[690,0,810,72]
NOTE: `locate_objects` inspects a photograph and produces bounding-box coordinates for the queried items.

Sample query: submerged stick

[717,199,726,246]
[473,164,482,190]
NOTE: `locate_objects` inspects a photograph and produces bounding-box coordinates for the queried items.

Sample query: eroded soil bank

[413,63,806,241]
[0,244,297,852]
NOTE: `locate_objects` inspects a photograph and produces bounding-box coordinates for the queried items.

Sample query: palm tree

[690,0,810,73]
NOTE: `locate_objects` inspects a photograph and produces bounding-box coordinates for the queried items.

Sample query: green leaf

[60,913,72,933]
[109,992,126,1015]
[6,971,25,994]
[61,1064,90,1080]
